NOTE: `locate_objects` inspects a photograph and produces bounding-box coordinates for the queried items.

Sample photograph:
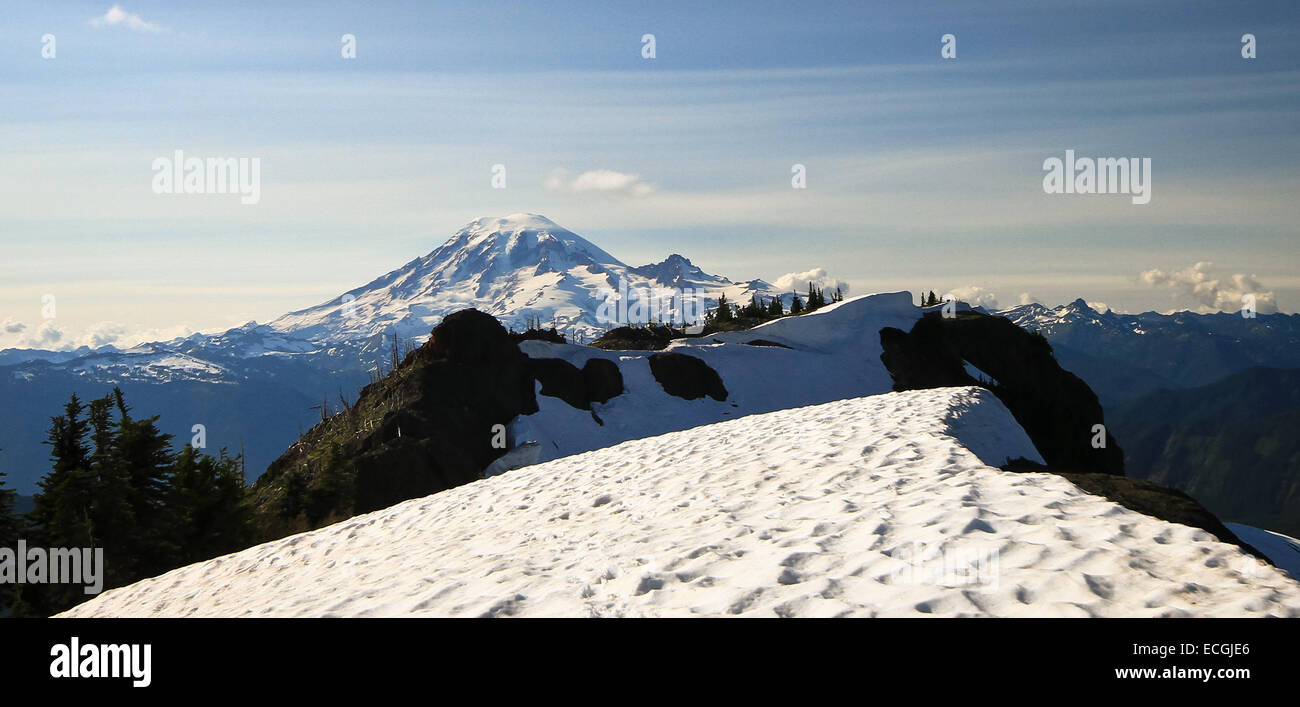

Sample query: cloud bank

[1138,261,1278,314]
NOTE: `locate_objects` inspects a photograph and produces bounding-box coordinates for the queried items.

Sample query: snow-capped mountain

[268,213,794,345]
[60,386,1300,618]
[995,298,1300,403]
[0,214,809,492]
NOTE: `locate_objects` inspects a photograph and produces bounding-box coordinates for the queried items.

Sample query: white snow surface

[514,291,920,466]
[61,387,1300,618]
[1226,523,1300,580]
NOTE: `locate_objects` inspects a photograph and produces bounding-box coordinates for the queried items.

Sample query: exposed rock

[591,324,684,351]
[582,358,623,404]
[530,357,589,409]
[255,309,540,533]
[880,311,1124,475]
[743,339,791,348]
[507,327,566,345]
[648,352,728,401]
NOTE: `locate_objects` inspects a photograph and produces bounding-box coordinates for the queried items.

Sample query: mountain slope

[268,213,793,344]
[60,387,1300,618]
[1109,367,1300,537]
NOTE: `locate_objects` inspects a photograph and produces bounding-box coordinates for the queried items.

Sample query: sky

[1,0,1298,350]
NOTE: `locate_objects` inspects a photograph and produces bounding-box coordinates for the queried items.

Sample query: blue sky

[1,0,1298,348]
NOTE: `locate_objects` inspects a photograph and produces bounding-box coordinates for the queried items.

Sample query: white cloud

[1138,261,1278,314]
[773,268,849,296]
[20,321,63,349]
[0,319,197,351]
[91,5,164,33]
[1017,292,1038,306]
[1086,300,1111,313]
[947,285,999,310]
[544,169,656,197]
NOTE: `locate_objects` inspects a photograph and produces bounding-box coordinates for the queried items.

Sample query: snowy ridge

[61,387,1300,618]
[513,291,920,466]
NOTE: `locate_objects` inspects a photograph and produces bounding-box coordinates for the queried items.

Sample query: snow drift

[60,387,1300,618]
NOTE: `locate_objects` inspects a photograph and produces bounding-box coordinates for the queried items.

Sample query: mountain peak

[444,213,623,270]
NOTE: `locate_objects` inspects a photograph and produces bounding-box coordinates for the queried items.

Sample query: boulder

[648,352,728,401]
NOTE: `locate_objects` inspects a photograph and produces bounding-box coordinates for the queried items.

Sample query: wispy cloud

[91,5,165,33]
[544,169,655,198]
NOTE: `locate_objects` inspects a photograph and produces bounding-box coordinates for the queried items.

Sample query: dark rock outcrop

[880,312,1124,476]
[529,356,625,410]
[254,309,633,540]
[648,352,728,401]
[530,357,589,410]
[582,358,624,404]
[743,339,791,348]
[507,327,566,345]
[255,309,540,533]
[591,324,684,351]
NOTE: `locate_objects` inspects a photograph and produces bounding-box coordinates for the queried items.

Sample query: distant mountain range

[994,299,1300,405]
[0,214,802,493]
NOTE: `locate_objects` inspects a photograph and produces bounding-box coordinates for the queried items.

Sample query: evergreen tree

[110,389,178,577]
[790,294,804,314]
[806,282,827,311]
[25,395,97,614]
[86,394,140,585]
[170,445,252,565]
[833,286,844,303]
[713,292,733,322]
[0,450,19,611]
[767,296,783,316]
[30,396,95,549]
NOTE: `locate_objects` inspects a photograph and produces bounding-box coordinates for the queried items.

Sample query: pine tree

[713,292,733,322]
[806,282,827,311]
[0,449,20,611]
[833,286,844,302]
[790,294,804,314]
[30,396,95,548]
[86,394,139,585]
[767,296,783,316]
[110,389,178,577]
[170,446,252,565]
[25,395,98,614]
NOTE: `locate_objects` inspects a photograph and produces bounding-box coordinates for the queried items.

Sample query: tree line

[707,282,844,328]
[0,389,251,616]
